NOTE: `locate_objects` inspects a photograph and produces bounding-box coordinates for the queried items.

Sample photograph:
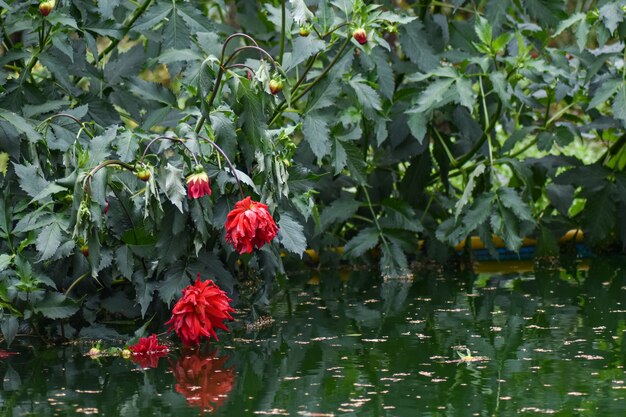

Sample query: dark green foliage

[0,0,625,345]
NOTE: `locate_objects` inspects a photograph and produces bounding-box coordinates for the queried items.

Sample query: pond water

[3,257,626,416]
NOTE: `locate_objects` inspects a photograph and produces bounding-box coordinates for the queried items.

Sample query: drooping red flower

[170,351,236,413]
[165,276,235,346]
[128,334,169,368]
[0,350,17,359]
[187,171,212,199]
[129,334,169,355]
[224,197,279,254]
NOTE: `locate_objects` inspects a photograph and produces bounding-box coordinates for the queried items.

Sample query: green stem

[140,135,199,165]
[198,134,245,199]
[98,0,153,60]
[82,160,136,193]
[279,0,286,65]
[269,36,352,127]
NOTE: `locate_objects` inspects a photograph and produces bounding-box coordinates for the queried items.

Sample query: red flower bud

[39,1,54,16]
[186,171,211,199]
[225,196,278,254]
[80,245,89,257]
[353,27,367,45]
[269,79,283,95]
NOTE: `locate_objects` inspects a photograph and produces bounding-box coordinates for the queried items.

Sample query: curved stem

[223,45,281,71]
[225,63,256,73]
[140,135,199,166]
[82,160,136,193]
[197,134,245,199]
[36,113,95,139]
[322,22,350,39]
[65,272,89,296]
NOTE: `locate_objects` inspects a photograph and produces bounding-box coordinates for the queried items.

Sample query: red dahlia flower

[171,351,235,413]
[353,27,367,45]
[128,334,169,368]
[129,334,169,355]
[166,276,235,346]
[224,197,279,254]
[187,171,211,199]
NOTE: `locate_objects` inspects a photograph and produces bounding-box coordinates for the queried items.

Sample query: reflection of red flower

[171,351,235,413]
[224,197,279,254]
[128,334,169,368]
[187,171,212,199]
[165,276,235,346]
[0,350,17,359]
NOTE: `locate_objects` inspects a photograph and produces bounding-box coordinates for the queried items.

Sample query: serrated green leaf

[576,19,589,51]
[589,79,622,109]
[13,163,50,199]
[406,111,427,144]
[333,138,347,175]
[553,12,586,37]
[371,47,394,100]
[485,0,511,30]
[0,110,41,143]
[381,199,423,232]
[33,293,79,319]
[498,187,533,221]
[349,77,382,113]
[344,227,379,257]
[417,78,455,112]
[0,253,12,271]
[599,2,624,34]
[583,185,616,244]
[343,141,368,185]
[320,197,361,231]
[115,131,138,163]
[115,245,134,280]
[163,7,191,50]
[474,15,492,46]
[455,76,475,111]
[159,267,191,306]
[380,241,409,278]
[278,213,307,256]
[462,193,495,232]
[612,85,626,124]
[522,0,563,27]
[285,37,325,71]
[163,163,186,213]
[490,71,511,104]
[455,164,485,219]
[399,20,439,71]
[303,112,331,160]
[0,316,18,347]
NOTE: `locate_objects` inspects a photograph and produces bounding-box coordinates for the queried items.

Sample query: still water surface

[3,257,626,416]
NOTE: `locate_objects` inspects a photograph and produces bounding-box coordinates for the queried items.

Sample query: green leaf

[0,152,8,176]
[490,71,511,104]
[303,112,331,160]
[285,37,325,72]
[406,111,427,144]
[522,0,563,27]
[553,12,586,36]
[399,20,439,71]
[599,2,624,34]
[159,267,191,306]
[190,199,209,240]
[13,163,49,199]
[474,15,492,46]
[290,0,314,25]
[162,163,186,213]
[348,77,382,113]
[115,245,134,280]
[332,138,347,175]
[0,110,41,143]
[344,227,379,257]
[277,213,307,256]
[33,293,79,319]
[88,126,118,166]
[163,7,191,50]
[416,78,455,112]
[455,76,475,111]
[381,199,423,232]
[36,222,62,262]
[583,185,616,245]
[343,141,368,185]
[115,130,138,163]
[23,99,69,118]
[612,85,626,125]
[380,240,409,279]
[0,316,18,347]
[105,45,145,86]
[485,0,511,31]
[98,0,120,19]
[461,193,495,233]
[371,47,394,100]
[497,187,533,222]
[320,197,361,230]
[0,254,12,271]
[589,79,622,109]
[546,183,574,215]
[455,164,485,219]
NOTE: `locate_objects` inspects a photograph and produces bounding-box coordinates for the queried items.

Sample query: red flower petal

[224,197,279,254]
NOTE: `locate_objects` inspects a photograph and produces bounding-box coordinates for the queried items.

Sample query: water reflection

[170,350,235,414]
[2,257,626,416]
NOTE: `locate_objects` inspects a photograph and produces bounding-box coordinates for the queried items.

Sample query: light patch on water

[563,339,586,345]
[567,392,586,396]
[75,390,102,394]
[574,354,604,360]
[519,407,557,414]
[254,409,290,415]
[75,408,99,414]
[362,339,387,343]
